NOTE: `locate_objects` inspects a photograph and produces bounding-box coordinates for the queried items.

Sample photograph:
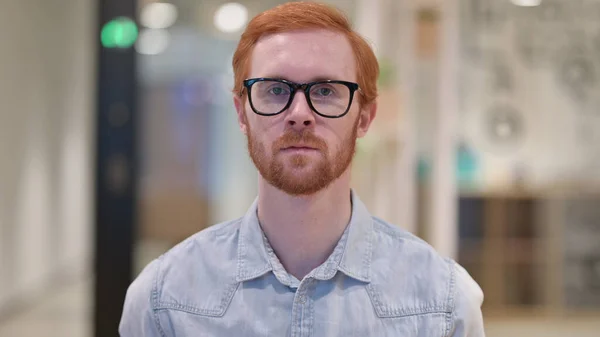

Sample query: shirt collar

[236,190,373,283]
[236,197,272,282]
[336,190,373,282]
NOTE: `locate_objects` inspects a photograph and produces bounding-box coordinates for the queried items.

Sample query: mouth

[281,145,319,153]
[285,146,316,150]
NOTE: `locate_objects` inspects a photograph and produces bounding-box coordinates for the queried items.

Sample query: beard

[246,116,360,196]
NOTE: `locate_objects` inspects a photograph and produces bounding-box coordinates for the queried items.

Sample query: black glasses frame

[242,77,360,118]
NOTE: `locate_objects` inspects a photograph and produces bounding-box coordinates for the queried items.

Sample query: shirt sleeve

[119,259,165,337]
[449,262,485,337]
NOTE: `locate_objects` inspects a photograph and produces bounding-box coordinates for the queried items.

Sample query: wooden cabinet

[457,191,600,316]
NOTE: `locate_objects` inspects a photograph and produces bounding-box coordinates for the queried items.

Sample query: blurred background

[1,0,599,336]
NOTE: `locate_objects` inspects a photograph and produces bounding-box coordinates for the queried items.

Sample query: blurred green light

[101,17,138,48]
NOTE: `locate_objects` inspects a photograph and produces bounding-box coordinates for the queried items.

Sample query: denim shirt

[120,191,485,336]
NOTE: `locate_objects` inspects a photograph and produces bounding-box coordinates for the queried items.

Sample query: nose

[284,91,315,131]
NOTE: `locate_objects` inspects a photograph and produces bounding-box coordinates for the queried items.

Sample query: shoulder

[156,217,242,279]
[369,215,453,284]
[125,218,243,315]
[450,263,485,336]
[367,217,483,324]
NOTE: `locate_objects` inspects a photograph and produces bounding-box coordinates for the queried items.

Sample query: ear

[356,101,377,138]
[233,94,249,135]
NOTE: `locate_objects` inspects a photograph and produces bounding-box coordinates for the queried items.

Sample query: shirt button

[298,295,306,304]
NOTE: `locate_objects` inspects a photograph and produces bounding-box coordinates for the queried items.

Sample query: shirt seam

[362,217,373,280]
[151,257,168,337]
[236,227,246,281]
[153,281,240,317]
[444,258,457,337]
[365,283,450,318]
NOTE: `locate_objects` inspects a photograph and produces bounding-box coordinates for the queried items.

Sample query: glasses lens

[250,80,291,115]
[309,82,351,117]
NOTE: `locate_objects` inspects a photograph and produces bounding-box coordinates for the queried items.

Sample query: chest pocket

[155,281,239,317]
[365,283,452,337]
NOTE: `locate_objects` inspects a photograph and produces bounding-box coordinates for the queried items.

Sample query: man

[120,2,485,336]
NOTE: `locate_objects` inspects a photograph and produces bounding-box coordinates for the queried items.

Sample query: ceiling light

[510,0,543,7]
[214,3,248,33]
[140,2,178,29]
[135,29,170,55]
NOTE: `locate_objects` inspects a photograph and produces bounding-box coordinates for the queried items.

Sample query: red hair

[232,2,379,106]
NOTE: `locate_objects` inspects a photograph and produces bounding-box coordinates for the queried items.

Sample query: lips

[284,146,316,150]
[280,145,320,154]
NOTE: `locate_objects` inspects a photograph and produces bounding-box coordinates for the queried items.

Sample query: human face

[234,29,376,196]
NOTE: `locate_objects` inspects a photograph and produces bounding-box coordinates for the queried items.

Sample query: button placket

[299,278,316,337]
[291,279,312,337]
[295,277,315,305]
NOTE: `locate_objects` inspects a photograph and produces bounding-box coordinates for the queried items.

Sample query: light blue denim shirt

[120,191,485,336]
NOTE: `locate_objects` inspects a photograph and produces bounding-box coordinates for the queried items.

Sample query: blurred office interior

[0,0,599,336]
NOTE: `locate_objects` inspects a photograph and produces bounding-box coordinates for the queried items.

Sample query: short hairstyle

[232,2,379,106]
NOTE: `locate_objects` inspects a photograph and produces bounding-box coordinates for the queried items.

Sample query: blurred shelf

[457,193,600,315]
[482,306,600,320]
[458,184,600,199]
[459,238,545,264]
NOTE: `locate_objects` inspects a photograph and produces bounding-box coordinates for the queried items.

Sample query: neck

[257,170,353,280]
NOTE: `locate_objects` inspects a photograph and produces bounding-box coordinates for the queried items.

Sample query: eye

[268,85,289,96]
[311,84,337,98]
[317,88,333,96]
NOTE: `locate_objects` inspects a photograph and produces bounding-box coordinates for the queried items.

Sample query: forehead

[249,29,356,83]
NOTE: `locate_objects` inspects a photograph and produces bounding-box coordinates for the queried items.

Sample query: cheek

[249,118,285,143]
[332,115,359,142]
[248,124,276,150]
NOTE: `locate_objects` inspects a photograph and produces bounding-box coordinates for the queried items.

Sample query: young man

[120,2,485,336]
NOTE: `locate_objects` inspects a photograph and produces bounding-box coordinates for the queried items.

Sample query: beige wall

[0,0,95,313]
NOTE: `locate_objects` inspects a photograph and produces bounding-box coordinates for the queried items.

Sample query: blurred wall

[0,0,94,314]
[456,0,600,190]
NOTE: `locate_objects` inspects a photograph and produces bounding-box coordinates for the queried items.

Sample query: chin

[282,168,320,181]
[277,183,331,197]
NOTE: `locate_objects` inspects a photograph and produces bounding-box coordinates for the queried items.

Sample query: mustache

[273,130,328,152]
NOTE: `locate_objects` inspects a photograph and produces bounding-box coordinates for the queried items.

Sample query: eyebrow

[262,75,344,83]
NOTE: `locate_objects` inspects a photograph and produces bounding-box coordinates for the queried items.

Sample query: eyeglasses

[242,78,360,118]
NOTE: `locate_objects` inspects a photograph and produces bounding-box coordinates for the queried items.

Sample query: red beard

[246,117,359,196]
